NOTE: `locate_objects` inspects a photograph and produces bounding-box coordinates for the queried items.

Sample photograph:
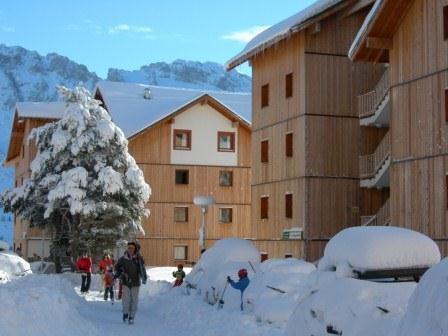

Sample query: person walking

[75,252,92,294]
[98,253,113,293]
[114,241,147,324]
[103,265,115,303]
[227,268,250,311]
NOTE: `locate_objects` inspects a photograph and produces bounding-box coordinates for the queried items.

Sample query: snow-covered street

[0,267,284,336]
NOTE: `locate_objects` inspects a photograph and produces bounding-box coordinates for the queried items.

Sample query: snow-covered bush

[1,85,151,258]
[396,257,448,336]
[0,251,31,281]
[185,238,260,310]
[285,271,416,336]
[246,258,315,324]
[318,226,440,276]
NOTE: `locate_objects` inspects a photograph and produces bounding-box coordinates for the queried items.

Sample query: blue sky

[0,1,316,77]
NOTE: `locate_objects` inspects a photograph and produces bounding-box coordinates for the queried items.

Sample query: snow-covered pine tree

[0,85,150,266]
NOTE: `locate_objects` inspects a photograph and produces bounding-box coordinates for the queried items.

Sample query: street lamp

[193,196,215,253]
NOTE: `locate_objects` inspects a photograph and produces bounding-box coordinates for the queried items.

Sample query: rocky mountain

[107,59,251,92]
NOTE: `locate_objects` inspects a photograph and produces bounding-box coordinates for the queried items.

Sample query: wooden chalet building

[4,82,252,266]
[350,0,448,255]
[226,0,386,261]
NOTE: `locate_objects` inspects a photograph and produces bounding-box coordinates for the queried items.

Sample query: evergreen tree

[1,85,150,267]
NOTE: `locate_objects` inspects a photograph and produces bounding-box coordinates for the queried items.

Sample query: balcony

[358,68,390,127]
[359,131,390,188]
[361,198,391,227]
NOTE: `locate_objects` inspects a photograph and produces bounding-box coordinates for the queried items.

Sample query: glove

[227,276,231,282]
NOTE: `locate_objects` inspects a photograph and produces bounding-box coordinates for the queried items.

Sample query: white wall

[170,103,238,166]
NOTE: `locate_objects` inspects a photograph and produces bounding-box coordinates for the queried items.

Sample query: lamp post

[193,196,215,254]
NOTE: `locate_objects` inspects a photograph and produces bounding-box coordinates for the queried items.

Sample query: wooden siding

[390,156,448,238]
[389,0,448,86]
[251,32,306,130]
[391,71,448,160]
[128,122,171,164]
[251,118,306,185]
[251,180,305,239]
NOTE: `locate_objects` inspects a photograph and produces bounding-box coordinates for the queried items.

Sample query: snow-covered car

[0,240,9,252]
[0,251,32,280]
[318,226,441,281]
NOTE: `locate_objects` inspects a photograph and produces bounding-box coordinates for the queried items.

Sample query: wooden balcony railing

[359,130,391,179]
[361,198,391,226]
[358,68,390,118]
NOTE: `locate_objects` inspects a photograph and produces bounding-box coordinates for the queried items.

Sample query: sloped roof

[348,0,413,62]
[225,0,345,70]
[95,81,251,138]
[15,102,65,120]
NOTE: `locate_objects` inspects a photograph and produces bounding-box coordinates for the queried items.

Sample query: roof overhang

[349,0,414,62]
[226,0,353,70]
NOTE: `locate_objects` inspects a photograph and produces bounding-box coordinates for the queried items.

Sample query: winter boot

[122,314,128,323]
[128,317,134,325]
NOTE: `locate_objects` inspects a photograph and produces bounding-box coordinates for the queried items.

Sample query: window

[174,207,188,222]
[260,196,269,219]
[286,133,293,157]
[444,6,448,40]
[261,140,269,163]
[175,170,189,184]
[173,129,191,150]
[445,89,448,123]
[219,170,233,186]
[217,132,235,152]
[219,208,233,223]
[285,193,293,218]
[174,245,188,260]
[285,73,293,98]
[261,84,269,108]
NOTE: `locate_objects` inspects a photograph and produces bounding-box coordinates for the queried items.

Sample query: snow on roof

[318,226,441,273]
[225,0,344,70]
[15,102,65,120]
[96,81,251,138]
[348,0,384,60]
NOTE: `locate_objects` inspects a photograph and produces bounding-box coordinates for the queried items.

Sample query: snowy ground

[0,267,284,336]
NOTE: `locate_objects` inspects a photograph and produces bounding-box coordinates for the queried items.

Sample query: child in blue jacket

[227,268,250,311]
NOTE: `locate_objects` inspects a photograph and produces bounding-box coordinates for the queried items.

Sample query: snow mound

[397,258,448,336]
[0,274,101,336]
[286,272,416,336]
[0,251,31,279]
[186,238,260,310]
[318,226,440,273]
[247,258,316,324]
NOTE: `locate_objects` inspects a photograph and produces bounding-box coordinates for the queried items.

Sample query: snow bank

[396,258,448,336]
[286,272,416,336]
[186,238,260,310]
[246,258,315,324]
[0,240,9,251]
[0,274,101,336]
[319,226,440,274]
[0,251,31,280]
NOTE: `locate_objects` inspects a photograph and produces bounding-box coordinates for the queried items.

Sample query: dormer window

[173,129,191,150]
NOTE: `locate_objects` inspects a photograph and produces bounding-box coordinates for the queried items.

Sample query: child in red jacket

[75,252,92,294]
[104,265,115,303]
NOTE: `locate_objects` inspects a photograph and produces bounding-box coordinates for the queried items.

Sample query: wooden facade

[6,95,252,266]
[351,0,448,255]
[240,1,385,261]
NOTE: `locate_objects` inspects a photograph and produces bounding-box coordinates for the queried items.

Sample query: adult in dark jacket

[114,241,147,324]
[75,252,92,294]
